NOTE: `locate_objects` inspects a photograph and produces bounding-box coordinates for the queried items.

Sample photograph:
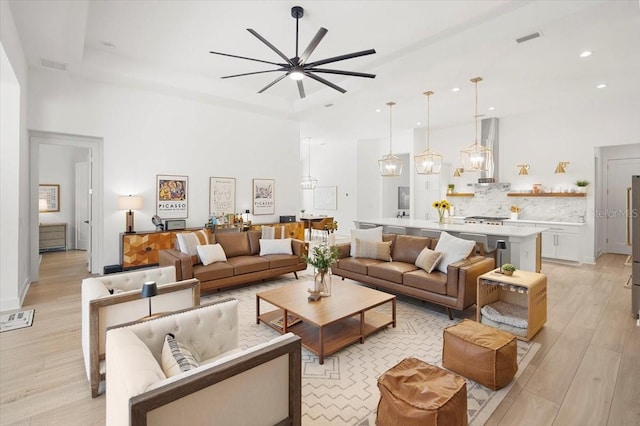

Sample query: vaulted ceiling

[8,0,640,139]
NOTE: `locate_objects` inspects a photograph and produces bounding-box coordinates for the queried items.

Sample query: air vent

[516,32,542,44]
[41,59,67,71]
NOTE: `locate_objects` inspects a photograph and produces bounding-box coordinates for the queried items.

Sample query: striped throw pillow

[354,238,392,261]
[161,333,199,378]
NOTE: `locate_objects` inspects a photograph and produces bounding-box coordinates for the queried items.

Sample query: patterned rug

[202,272,540,426]
[0,309,35,333]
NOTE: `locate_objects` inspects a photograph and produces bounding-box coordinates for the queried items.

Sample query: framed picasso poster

[156,174,188,219]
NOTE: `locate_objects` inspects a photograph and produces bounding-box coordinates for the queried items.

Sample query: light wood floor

[1,251,638,425]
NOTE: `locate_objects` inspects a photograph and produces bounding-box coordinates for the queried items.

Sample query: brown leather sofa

[332,234,494,319]
[159,230,308,293]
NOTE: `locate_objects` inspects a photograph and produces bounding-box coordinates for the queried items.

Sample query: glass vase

[315,269,332,297]
[438,212,445,225]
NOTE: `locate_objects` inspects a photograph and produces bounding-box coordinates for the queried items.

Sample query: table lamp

[141,281,158,317]
[118,195,143,233]
[496,240,507,273]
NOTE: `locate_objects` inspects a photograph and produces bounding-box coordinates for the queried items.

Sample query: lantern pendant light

[378,101,403,176]
[300,137,317,190]
[414,91,442,175]
[460,77,493,172]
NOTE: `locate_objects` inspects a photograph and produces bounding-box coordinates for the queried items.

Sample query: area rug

[0,309,35,333]
[203,273,540,426]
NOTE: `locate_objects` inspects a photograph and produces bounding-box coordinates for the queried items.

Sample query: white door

[606,158,640,254]
[75,162,91,269]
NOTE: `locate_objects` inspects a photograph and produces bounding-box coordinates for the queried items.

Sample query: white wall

[27,68,299,269]
[39,144,90,249]
[0,2,30,311]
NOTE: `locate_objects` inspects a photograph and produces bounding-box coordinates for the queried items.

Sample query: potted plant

[303,245,338,299]
[501,263,516,276]
[575,180,589,193]
[447,184,455,194]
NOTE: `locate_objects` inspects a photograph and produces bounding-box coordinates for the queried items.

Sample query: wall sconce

[141,281,158,317]
[517,164,530,175]
[453,168,464,177]
[118,195,143,233]
[554,161,569,174]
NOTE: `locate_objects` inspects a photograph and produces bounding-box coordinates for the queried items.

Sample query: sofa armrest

[335,242,351,259]
[446,256,495,310]
[159,249,193,281]
[291,239,309,259]
[124,333,302,426]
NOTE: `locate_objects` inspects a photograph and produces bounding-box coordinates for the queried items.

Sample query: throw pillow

[161,333,200,378]
[176,232,200,257]
[354,238,392,261]
[433,231,476,273]
[259,238,293,256]
[196,243,227,266]
[350,226,383,257]
[261,226,276,239]
[415,247,443,273]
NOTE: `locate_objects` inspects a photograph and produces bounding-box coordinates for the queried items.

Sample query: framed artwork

[39,184,60,212]
[398,186,410,209]
[156,174,188,219]
[313,186,337,210]
[209,177,236,217]
[253,178,275,215]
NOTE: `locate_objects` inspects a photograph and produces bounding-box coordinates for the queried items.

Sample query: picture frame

[398,186,410,210]
[252,178,275,215]
[209,177,236,218]
[39,184,60,212]
[156,174,188,219]
[313,186,337,210]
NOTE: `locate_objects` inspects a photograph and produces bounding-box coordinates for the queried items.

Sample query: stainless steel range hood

[472,117,510,190]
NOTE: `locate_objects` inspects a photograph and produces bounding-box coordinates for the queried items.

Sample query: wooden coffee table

[256,280,396,364]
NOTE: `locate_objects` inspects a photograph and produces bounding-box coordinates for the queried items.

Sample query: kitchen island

[354,218,544,272]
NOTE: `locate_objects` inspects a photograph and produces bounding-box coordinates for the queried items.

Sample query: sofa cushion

[215,233,251,258]
[193,262,234,282]
[248,230,262,255]
[335,257,384,275]
[161,333,200,378]
[350,227,383,256]
[354,238,392,261]
[403,269,448,294]
[196,243,227,266]
[259,238,292,256]
[434,232,476,274]
[227,256,269,275]
[368,262,419,284]
[415,247,443,273]
[263,254,299,269]
[391,235,431,264]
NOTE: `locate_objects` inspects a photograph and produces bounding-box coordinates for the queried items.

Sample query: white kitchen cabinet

[505,220,583,263]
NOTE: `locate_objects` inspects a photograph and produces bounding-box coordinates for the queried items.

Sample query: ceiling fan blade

[306,68,376,79]
[247,29,293,65]
[299,27,328,65]
[304,72,346,94]
[221,69,287,79]
[209,50,285,67]
[257,73,288,94]
[297,80,306,99]
[305,49,376,68]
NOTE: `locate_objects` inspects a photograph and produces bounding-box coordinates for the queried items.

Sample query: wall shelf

[507,193,586,197]
[446,193,475,197]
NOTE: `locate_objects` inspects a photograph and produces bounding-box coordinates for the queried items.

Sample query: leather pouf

[442,319,517,390]
[376,358,467,426]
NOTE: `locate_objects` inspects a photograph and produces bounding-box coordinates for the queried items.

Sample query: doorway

[30,131,103,280]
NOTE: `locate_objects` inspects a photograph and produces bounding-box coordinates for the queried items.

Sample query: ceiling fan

[209,5,376,99]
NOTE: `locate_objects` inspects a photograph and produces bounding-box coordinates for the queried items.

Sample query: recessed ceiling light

[488,106,496,111]
[579,50,592,58]
[323,103,334,108]
[416,122,422,126]
[452,87,460,92]
[101,41,116,48]
[375,108,381,113]
[596,83,607,89]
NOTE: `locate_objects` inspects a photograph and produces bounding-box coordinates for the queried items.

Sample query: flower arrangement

[510,206,522,213]
[303,245,338,272]
[432,199,450,224]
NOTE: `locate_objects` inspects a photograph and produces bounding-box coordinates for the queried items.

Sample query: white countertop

[503,219,585,226]
[355,218,543,238]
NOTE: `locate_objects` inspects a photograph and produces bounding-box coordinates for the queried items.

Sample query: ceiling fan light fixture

[289,69,304,80]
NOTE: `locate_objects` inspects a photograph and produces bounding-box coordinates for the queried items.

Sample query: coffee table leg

[360,311,365,344]
[392,298,397,328]
[256,295,260,325]
[319,327,324,364]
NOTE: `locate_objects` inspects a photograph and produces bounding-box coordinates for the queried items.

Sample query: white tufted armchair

[81,266,200,397]
[105,299,301,426]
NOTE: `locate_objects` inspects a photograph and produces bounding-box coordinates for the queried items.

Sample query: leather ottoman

[443,319,517,390]
[376,358,467,426]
